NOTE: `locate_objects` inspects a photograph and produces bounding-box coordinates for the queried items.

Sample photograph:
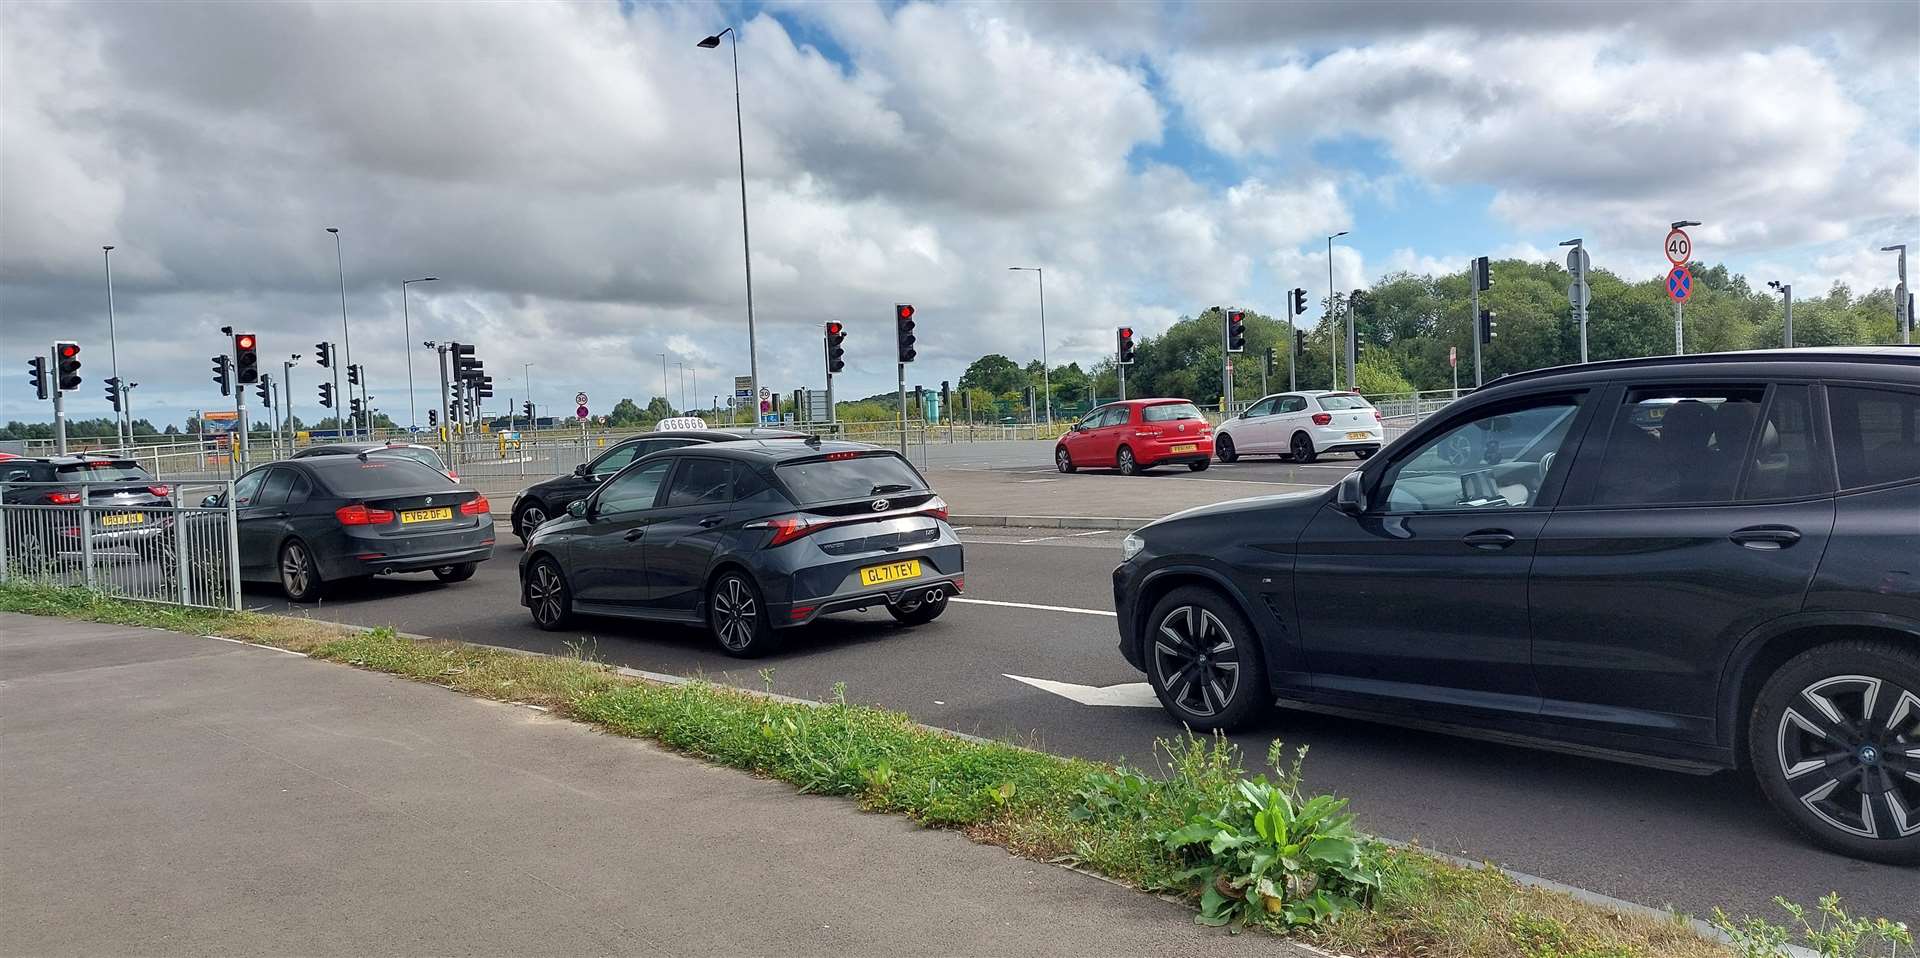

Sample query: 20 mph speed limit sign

[1665,228,1692,265]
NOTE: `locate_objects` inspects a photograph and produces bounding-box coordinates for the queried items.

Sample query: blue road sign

[1667,265,1693,302]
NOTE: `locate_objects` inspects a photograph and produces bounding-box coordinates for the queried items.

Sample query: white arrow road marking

[1005,673,1160,707]
[951,597,1116,617]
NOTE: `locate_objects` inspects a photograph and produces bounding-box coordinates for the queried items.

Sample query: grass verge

[0,581,1848,958]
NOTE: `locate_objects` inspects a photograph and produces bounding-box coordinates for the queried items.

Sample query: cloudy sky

[2,0,1915,429]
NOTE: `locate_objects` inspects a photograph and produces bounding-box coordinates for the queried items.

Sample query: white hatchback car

[1214,390,1383,463]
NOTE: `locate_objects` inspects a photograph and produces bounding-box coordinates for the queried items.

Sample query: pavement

[0,613,1295,957]
[230,532,1919,927]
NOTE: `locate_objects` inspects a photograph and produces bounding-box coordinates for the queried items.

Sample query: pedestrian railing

[0,479,241,611]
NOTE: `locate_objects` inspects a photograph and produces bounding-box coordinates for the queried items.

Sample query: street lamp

[698,27,760,427]
[1670,221,1701,354]
[102,245,124,448]
[1883,244,1910,344]
[400,277,438,432]
[523,362,536,430]
[675,361,686,412]
[660,353,671,415]
[283,354,301,447]
[1327,231,1348,390]
[325,227,356,438]
[1767,280,1794,348]
[1008,267,1051,425]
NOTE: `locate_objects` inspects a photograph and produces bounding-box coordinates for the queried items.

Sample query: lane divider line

[951,597,1117,617]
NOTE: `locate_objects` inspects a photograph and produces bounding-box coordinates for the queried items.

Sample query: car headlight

[1121,533,1145,562]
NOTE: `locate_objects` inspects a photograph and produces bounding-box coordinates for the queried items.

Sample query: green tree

[958,354,1026,395]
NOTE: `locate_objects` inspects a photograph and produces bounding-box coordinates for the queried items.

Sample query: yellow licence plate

[400,507,454,524]
[100,512,145,527]
[1170,443,1198,454]
[1346,431,1370,440]
[859,559,922,587]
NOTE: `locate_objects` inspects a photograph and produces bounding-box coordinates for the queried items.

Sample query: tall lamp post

[101,245,126,449]
[1768,280,1794,348]
[698,27,760,425]
[1008,266,1051,425]
[660,353,671,414]
[1883,244,1910,344]
[400,277,438,431]
[1326,231,1348,390]
[325,227,356,438]
[283,355,301,447]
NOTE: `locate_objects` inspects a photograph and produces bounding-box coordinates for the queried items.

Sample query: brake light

[49,492,81,504]
[825,452,861,461]
[1312,413,1332,426]
[335,503,396,526]
[749,516,816,546]
[1134,430,1160,439]
[927,496,949,520]
[459,495,490,516]
[447,472,459,481]
[148,485,172,497]
[1373,409,1382,421]
[952,576,964,593]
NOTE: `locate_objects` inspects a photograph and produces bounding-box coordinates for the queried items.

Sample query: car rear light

[148,485,172,497]
[1373,409,1382,421]
[1134,430,1160,438]
[747,515,816,546]
[789,606,815,621]
[335,503,396,526]
[61,527,81,538]
[1312,413,1332,426]
[825,451,861,461]
[952,575,964,593]
[459,495,490,516]
[927,496,949,520]
[48,492,81,504]
[447,472,459,481]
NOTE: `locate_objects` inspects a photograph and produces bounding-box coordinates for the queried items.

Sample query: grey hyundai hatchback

[1112,347,1920,863]
[519,439,963,656]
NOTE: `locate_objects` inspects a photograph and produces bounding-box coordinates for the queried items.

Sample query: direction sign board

[575,404,589,420]
[734,375,752,400]
[1667,265,1694,302]
[1665,228,1691,265]
[574,391,588,406]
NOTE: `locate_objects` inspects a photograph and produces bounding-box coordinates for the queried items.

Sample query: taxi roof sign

[655,416,708,432]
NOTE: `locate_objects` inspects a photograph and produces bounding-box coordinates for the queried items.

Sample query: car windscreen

[310,457,456,495]
[1142,402,1204,422]
[55,462,150,482]
[1317,394,1371,410]
[774,453,926,504]
[372,447,444,470]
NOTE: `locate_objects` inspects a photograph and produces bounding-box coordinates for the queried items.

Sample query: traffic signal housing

[1474,256,1493,292]
[319,381,334,408]
[55,341,81,391]
[347,363,361,386]
[350,397,363,417]
[1264,347,1275,378]
[1479,308,1498,344]
[29,356,49,401]
[452,342,480,380]
[1117,326,1135,365]
[894,305,916,363]
[1225,310,1246,353]
[522,401,534,420]
[105,376,122,411]
[1295,329,1308,356]
[478,375,494,399]
[234,333,259,384]
[255,378,271,404]
[428,408,439,428]
[315,342,332,368]
[826,322,846,373]
[212,355,231,397]
[1290,287,1308,316]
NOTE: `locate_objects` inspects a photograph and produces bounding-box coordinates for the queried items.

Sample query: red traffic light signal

[896,305,914,321]
[236,334,255,350]
[1225,310,1246,353]
[58,343,79,359]
[895,304,917,363]
[826,321,843,336]
[1116,326,1136,365]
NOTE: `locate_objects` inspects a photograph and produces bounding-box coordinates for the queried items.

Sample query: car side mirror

[566,500,588,519]
[1332,472,1367,516]
[573,463,591,478]
[201,494,221,508]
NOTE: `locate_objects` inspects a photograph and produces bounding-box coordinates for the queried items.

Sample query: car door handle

[698,515,726,528]
[1462,530,1516,550]
[1729,526,1801,550]
[623,528,646,542]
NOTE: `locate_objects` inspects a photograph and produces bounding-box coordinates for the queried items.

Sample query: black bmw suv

[508,427,806,541]
[1113,347,1920,863]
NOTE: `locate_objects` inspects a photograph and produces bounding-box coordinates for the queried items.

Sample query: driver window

[1244,398,1277,418]
[591,443,643,477]
[597,460,671,514]
[232,470,268,508]
[1377,395,1586,513]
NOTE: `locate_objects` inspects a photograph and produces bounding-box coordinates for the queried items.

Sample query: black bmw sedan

[519,439,962,656]
[209,454,495,601]
[1113,347,1920,864]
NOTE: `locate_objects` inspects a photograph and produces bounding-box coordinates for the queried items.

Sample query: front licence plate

[400,507,454,524]
[1170,443,1198,454]
[859,559,922,587]
[1346,431,1370,440]
[100,512,145,527]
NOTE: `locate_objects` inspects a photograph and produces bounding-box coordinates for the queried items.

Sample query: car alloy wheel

[1215,434,1238,463]
[709,573,768,656]
[1055,447,1075,473]
[1774,674,1920,841]
[1117,447,1137,476]
[1151,604,1241,719]
[280,541,318,602]
[1290,434,1317,464]
[517,505,547,539]
[526,559,571,630]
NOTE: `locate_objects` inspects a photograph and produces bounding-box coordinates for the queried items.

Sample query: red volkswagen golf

[1055,399,1214,476]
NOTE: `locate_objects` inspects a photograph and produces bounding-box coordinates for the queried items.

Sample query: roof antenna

[804,433,822,448]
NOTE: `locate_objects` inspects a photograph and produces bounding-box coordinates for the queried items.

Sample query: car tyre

[888,590,949,626]
[1143,586,1271,732]
[524,556,574,631]
[433,562,478,583]
[1749,639,1920,865]
[1187,460,1210,472]
[278,539,325,603]
[1355,448,1376,460]
[1055,446,1076,474]
[1290,433,1318,464]
[708,570,777,657]
[1116,446,1140,476]
[514,503,549,542]
[1215,434,1239,463]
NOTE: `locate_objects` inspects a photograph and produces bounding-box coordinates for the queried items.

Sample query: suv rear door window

[1588,386,1766,506]
[1142,402,1203,423]
[775,454,926,504]
[1737,385,1826,501]
[1828,386,1920,489]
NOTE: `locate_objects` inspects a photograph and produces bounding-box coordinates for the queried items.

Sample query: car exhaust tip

[925,588,943,603]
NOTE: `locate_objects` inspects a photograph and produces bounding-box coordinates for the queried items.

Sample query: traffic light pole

[1117,363,1127,402]
[434,344,452,463]
[234,364,248,473]
[1220,311,1234,414]
[330,347,343,443]
[1288,311,1297,392]
[1471,277,1483,388]
[50,346,68,455]
[897,362,908,456]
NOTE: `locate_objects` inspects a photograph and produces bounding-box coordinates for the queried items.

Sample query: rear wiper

[870,483,913,495]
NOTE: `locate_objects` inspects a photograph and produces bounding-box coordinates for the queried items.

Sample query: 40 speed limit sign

[1665,228,1692,265]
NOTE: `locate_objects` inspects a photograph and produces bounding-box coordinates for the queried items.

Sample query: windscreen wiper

[870,483,913,495]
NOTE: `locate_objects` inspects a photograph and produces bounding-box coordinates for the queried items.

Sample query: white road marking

[952,597,1116,617]
[1068,530,1110,537]
[1018,478,1061,483]
[949,526,972,531]
[1004,673,1159,707]
[1017,535,1062,543]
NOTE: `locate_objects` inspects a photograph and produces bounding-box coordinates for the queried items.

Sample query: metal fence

[0,479,240,610]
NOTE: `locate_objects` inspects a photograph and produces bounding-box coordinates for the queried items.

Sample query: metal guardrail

[0,479,240,610]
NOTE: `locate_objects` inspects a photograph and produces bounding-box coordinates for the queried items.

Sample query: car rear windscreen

[775,454,926,504]
[56,462,150,482]
[1142,402,1204,422]
[312,457,456,494]
[374,447,445,470]
[1317,394,1371,410]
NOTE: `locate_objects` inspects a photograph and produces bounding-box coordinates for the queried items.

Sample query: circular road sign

[1568,281,1592,309]
[574,391,589,406]
[1665,228,1691,265]
[575,404,589,420]
[1667,265,1694,302]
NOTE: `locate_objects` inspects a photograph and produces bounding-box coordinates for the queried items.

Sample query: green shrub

[1714,894,1913,958]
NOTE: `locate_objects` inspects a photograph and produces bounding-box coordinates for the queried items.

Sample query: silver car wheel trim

[1151,605,1239,718]
[521,506,546,535]
[713,577,755,650]
[529,564,563,624]
[281,544,309,596]
[1775,674,1920,840]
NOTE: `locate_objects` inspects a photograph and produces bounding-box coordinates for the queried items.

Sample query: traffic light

[1264,347,1275,378]
[350,397,363,417]
[1290,287,1308,316]
[319,381,334,408]
[1117,326,1135,365]
[1349,290,1368,361]
[234,333,259,384]
[940,380,951,415]
[1479,308,1498,344]
[914,384,925,415]
[28,356,48,401]
[451,342,479,380]
[254,377,271,404]
[428,408,438,428]
[477,375,494,399]
[315,342,332,368]
[522,401,534,419]
[1225,310,1246,353]
[347,363,360,386]
[211,355,231,396]
[54,341,81,391]
[1295,329,1308,356]
[1474,256,1493,291]
[894,304,916,363]
[826,322,846,373]
[105,376,121,411]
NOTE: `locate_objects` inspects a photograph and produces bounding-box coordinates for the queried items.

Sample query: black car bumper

[780,575,965,627]
[1113,560,1146,671]
[316,532,496,580]
[1316,441,1381,455]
